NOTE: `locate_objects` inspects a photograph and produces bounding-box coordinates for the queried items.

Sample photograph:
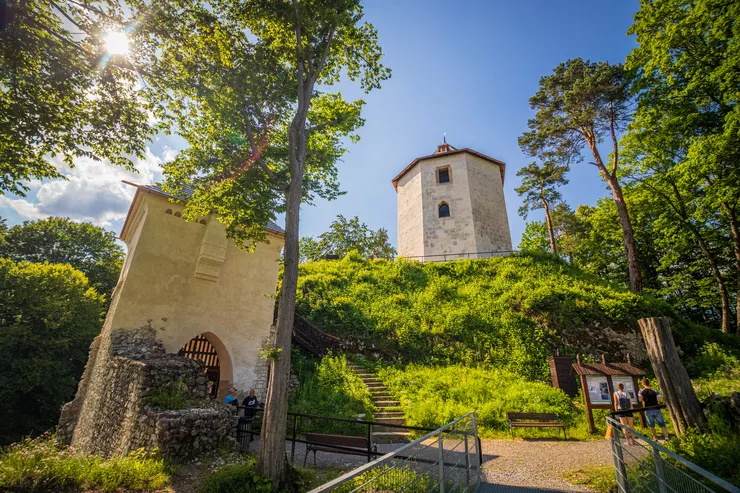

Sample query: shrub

[289,350,374,436]
[334,465,434,493]
[377,364,578,435]
[0,435,170,492]
[198,462,271,493]
[0,259,105,445]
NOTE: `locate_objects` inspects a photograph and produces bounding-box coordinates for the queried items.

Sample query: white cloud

[0,149,164,228]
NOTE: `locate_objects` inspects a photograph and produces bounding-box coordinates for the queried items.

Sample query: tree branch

[609,101,619,177]
[244,117,279,185]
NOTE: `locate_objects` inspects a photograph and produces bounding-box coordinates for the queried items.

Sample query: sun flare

[104,31,129,56]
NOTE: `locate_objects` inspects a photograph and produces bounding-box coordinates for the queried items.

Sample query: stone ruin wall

[58,324,237,460]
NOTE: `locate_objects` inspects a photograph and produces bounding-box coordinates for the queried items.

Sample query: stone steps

[348,361,407,432]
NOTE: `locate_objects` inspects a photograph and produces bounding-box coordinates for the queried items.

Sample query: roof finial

[443,132,447,144]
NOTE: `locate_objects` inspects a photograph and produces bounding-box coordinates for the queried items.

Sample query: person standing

[638,378,669,442]
[242,388,260,419]
[613,382,637,445]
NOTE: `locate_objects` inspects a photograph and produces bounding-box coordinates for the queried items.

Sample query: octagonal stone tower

[392,142,512,261]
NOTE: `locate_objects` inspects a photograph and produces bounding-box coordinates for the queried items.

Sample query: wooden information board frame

[572,354,647,433]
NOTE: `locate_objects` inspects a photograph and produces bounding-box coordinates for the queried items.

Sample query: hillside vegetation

[296,252,735,381]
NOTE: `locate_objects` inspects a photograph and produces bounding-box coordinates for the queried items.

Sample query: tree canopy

[0,217,125,297]
[0,259,104,445]
[515,159,568,254]
[299,215,395,262]
[0,0,155,196]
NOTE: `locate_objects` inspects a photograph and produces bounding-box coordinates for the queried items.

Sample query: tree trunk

[694,230,732,333]
[257,181,301,487]
[257,111,308,487]
[542,198,557,255]
[638,317,706,435]
[721,204,740,334]
[605,176,643,293]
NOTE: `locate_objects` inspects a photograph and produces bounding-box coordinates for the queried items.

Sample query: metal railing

[307,411,481,493]
[398,251,516,262]
[236,408,442,463]
[606,416,739,493]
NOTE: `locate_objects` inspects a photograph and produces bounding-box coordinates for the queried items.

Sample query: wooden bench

[506,412,566,439]
[304,433,376,465]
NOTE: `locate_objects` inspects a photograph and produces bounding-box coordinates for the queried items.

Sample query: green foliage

[198,461,272,493]
[665,427,740,486]
[333,465,434,493]
[296,253,722,380]
[0,435,170,492]
[0,259,105,445]
[0,1,155,196]
[377,364,577,435]
[0,217,125,296]
[289,350,374,436]
[145,381,194,410]
[300,215,396,263]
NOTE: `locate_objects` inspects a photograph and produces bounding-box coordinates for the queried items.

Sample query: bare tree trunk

[605,176,643,293]
[695,231,732,333]
[721,204,740,334]
[542,198,557,255]
[638,317,706,435]
[257,180,301,487]
[257,101,309,487]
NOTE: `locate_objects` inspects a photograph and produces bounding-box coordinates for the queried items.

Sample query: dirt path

[479,439,614,492]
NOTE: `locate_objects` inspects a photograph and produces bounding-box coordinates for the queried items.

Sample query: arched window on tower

[438,202,450,218]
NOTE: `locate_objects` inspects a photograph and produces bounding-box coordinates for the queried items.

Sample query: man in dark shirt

[638,378,669,441]
[242,388,260,419]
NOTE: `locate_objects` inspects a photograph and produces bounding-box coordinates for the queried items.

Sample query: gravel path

[479,439,614,492]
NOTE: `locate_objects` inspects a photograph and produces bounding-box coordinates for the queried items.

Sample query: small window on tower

[437,167,450,184]
[439,202,450,218]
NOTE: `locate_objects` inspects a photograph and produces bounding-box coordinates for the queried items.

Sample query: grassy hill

[296,252,734,381]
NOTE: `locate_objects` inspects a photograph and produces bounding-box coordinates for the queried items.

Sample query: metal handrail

[307,411,479,493]
[398,250,517,261]
[606,416,739,493]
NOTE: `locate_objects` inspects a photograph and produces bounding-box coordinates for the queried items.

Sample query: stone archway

[178,332,234,399]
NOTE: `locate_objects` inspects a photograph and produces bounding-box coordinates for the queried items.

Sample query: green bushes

[145,381,194,410]
[0,259,105,445]
[289,350,374,435]
[296,253,728,381]
[377,364,577,435]
[198,461,271,493]
[0,435,170,492]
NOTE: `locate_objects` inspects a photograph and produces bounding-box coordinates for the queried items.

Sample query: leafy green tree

[0,259,105,445]
[0,0,155,196]
[128,0,389,483]
[299,215,396,262]
[0,217,125,297]
[627,0,740,333]
[519,58,643,293]
[515,160,568,254]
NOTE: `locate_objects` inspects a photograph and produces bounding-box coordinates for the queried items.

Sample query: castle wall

[112,192,283,395]
[466,154,513,253]
[58,327,236,459]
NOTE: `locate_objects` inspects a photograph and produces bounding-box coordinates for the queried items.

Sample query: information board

[585,375,611,404]
[612,376,638,403]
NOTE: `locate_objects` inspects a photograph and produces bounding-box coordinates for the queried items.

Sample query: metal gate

[178,335,220,398]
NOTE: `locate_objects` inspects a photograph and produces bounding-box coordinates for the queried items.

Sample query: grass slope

[297,252,728,381]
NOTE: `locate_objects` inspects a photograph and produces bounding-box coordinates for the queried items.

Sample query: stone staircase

[348,362,411,442]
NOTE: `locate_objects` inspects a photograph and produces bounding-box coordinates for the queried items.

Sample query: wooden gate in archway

[179,335,220,398]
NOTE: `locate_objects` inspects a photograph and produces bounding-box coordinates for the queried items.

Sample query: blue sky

[0,0,640,249]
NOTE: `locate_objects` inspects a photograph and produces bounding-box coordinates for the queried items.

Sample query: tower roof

[391,143,506,191]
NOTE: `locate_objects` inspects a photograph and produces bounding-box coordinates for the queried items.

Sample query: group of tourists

[224,387,261,419]
[613,378,669,445]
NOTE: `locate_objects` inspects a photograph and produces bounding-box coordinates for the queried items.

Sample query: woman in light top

[613,382,637,445]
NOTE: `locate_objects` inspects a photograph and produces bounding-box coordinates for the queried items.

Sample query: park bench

[506,412,566,439]
[304,433,376,465]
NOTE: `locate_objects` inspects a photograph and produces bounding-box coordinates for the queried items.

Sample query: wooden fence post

[638,317,706,435]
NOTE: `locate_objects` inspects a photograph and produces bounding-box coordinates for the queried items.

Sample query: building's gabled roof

[120,181,285,240]
[391,145,507,191]
[571,361,646,377]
